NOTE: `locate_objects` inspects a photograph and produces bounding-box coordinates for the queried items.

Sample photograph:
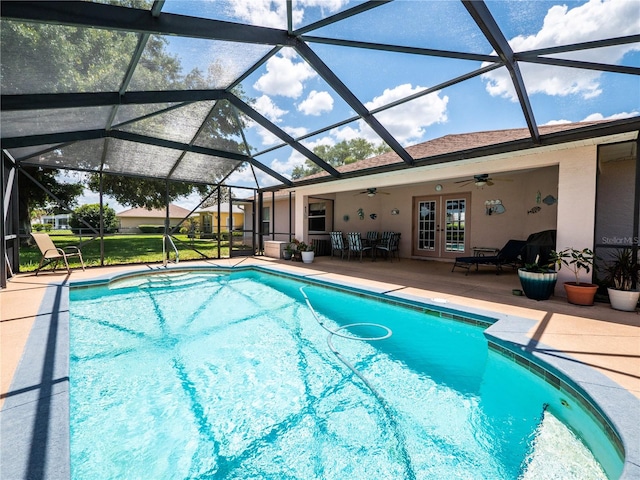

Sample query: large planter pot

[301,251,315,264]
[518,268,558,300]
[563,282,599,306]
[607,287,640,311]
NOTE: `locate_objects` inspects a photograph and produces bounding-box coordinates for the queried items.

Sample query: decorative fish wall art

[527,206,541,215]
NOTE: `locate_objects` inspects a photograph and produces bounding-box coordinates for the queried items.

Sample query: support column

[555,146,598,290]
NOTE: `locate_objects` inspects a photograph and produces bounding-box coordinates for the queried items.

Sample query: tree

[70,204,118,234]
[292,139,391,179]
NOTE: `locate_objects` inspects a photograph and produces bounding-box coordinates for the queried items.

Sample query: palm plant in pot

[518,255,558,300]
[604,248,640,311]
[549,247,598,305]
[292,239,315,263]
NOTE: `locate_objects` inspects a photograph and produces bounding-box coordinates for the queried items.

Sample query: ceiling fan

[454,174,498,187]
[355,187,390,197]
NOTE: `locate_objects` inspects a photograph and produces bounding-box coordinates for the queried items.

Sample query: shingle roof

[300,121,609,180]
[116,204,192,218]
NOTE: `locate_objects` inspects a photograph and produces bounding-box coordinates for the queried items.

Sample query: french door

[412,193,471,259]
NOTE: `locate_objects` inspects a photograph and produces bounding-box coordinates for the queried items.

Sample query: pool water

[69,270,619,479]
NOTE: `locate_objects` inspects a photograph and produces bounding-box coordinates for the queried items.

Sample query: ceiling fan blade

[457,181,472,187]
[486,180,494,186]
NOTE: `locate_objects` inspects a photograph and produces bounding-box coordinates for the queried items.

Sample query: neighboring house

[260,121,637,291]
[32,213,71,230]
[193,203,245,237]
[116,204,192,233]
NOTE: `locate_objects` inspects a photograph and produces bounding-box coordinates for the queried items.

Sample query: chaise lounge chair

[32,232,86,275]
[451,239,526,275]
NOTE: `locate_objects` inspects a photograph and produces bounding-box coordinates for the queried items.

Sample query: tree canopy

[292,139,391,180]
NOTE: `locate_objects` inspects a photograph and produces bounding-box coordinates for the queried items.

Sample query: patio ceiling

[1,0,639,193]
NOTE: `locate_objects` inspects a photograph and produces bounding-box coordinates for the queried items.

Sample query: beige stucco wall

[119,216,173,232]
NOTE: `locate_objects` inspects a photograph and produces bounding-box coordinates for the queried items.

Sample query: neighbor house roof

[194,203,245,214]
[117,204,192,219]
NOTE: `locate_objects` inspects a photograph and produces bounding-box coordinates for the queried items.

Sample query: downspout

[633,134,640,289]
[99,172,104,266]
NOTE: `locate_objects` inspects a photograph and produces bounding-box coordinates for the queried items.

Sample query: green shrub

[138,225,165,234]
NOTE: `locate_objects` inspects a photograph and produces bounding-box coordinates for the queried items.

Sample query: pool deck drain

[1,256,638,479]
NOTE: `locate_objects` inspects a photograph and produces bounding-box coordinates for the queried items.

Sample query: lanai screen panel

[5,144,64,162]
[0,20,137,95]
[1,107,113,139]
[21,139,105,172]
[170,152,243,184]
[128,36,274,91]
[0,0,638,191]
[112,103,185,129]
[192,100,248,155]
[103,139,180,178]
[116,101,217,145]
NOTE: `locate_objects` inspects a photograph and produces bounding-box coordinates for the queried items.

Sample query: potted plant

[283,243,294,260]
[517,255,558,300]
[604,248,640,311]
[292,239,315,263]
[550,247,598,305]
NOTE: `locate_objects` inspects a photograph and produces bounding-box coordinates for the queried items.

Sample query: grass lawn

[19,233,252,272]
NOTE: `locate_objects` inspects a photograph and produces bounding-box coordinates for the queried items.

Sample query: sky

[75,0,639,212]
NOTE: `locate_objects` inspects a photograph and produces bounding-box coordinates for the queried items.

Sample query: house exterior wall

[118,216,184,233]
[284,141,610,269]
[197,212,244,234]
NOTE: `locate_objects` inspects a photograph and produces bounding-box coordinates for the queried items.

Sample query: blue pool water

[69,270,620,479]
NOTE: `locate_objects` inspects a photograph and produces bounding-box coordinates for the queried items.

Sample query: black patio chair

[451,239,526,275]
[376,232,401,262]
[330,231,348,260]
[346,232,372,262]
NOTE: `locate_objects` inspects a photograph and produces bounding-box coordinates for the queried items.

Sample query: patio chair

[346,232,372,262]
[32,232,86,275]
[376,232,401,262]
[330,231,348,260]
[451,239,526,275]
[364,231,378,246]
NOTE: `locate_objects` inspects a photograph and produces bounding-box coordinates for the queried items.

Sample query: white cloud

[283,126,308,138]
[253,51,317,99]
[224,0,348,29]
[253,95,288,123]
[364,84,448,144]
[224,0,287,28]
[297,90,334,116]
[482,0,640,101]
[580,111,639,121]
[544,110,639,125]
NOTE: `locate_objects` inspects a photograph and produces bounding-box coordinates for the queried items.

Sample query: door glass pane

[418,201,436,251]
[445,199,466,252]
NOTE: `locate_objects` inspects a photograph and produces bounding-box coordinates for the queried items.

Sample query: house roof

[195,203,245,214]
[296,120,636,181]
[117,204,192,219]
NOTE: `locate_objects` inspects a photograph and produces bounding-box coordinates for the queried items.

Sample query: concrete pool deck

[1,256,639,478]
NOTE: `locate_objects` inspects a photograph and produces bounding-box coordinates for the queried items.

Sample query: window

[262,207,270,235]
[308,202,326,232]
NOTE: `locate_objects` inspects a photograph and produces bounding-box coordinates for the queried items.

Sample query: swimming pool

[68,269,621,479]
